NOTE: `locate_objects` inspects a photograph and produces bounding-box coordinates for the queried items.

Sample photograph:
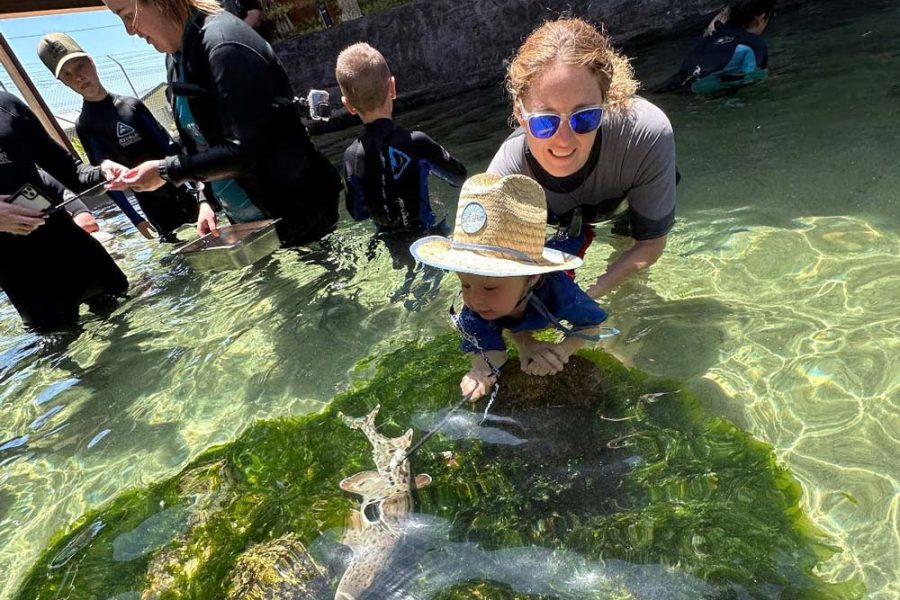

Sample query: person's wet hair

[505,17,638,119]
[335,42,392,113]
[727,0,776,28]
[137,0,222,27]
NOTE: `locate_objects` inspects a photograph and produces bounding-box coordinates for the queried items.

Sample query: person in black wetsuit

[219,0,273,41]
[335,43,467,304]
[102,0,342,248]
[38,32,199,242]
[0,92,129,331]
[658,0,775,93]
[336,43,467,245]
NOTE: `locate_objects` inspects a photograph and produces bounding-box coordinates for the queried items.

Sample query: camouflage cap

[37,32,90,78]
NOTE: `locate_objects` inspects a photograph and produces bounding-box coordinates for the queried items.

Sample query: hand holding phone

[6,184,52,211]
[1,195,46,235]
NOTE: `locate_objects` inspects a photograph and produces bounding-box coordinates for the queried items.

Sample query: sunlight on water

[2,0,900,598]
[595,215,899,595]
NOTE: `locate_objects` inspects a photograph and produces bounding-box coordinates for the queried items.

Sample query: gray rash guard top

[487,96,676,241]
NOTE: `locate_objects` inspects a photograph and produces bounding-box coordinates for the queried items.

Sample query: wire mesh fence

[0,50,171,155]
[0,0,415,156]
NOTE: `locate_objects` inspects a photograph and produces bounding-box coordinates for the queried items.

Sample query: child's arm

[411,131,467,187]
[509,274,609,376]
[460,350,507,401]
[510,329,600,376]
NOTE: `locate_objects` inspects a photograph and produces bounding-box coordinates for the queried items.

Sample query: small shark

[335,405,431,600]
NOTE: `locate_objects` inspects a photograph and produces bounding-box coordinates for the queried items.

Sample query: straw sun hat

[410,173,582,277]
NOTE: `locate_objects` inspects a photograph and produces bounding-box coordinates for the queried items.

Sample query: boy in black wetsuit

[38,32,198,242]
[336,43,467,241]
[659,0,775,93]
[336,43,467,305]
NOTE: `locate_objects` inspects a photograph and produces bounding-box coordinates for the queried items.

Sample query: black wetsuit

[76,94,198,238]
[219,0,272,40]
[0,92,127,330]
[343,118,467,232]
[163,10,342,246]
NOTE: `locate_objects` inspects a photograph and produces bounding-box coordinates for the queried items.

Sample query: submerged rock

[225,534,329,600]
[495,354,610,408]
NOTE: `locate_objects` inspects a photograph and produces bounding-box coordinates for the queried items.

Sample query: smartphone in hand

[6,184,52,211]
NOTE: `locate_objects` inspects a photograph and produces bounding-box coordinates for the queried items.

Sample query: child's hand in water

[460,369,496,401]
[518,340,571,376]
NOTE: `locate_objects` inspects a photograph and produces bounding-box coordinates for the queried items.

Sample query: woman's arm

[587,235,667,298]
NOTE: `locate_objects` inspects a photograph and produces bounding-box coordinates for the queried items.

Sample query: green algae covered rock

[13,336,864,599]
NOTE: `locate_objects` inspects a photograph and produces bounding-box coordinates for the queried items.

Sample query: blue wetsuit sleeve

[410,131,467,187]
[458,306,506,353]
[80,131,105,167]
[108,190,147,227]
[78,129,148,227]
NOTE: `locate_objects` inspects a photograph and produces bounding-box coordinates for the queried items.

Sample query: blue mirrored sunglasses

[520,105,603,139]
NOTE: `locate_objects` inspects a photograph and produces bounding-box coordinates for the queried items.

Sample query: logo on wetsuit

[388,147,411,180]
[0,149,10,165]
[116,121,142,147]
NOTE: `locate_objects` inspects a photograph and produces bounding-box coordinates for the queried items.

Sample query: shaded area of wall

[276,0,801,111]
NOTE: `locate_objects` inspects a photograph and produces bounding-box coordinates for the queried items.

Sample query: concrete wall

[275,0,799,106]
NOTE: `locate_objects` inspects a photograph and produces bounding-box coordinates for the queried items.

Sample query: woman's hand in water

[197,202,219,237]
[136,220,157,240]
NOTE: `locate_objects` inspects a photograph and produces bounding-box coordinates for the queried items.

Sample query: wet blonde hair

[506,17,638,117]
[139,0,222,27]
[335,43,392,113]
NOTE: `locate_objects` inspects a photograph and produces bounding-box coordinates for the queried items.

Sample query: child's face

[458,273,534,320]
[58,57,102,99]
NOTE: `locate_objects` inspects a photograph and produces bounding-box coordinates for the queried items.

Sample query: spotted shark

[335,405,432,600]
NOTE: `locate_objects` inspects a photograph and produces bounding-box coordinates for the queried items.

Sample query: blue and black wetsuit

[343,118,467,233]
[659,23,769,92]
[76,93,198,238]
[0,92,127,330]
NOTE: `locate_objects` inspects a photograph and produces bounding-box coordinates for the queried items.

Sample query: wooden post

[0,31,76,154]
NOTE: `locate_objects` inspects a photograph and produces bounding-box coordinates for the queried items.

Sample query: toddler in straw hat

[411,173,612,400]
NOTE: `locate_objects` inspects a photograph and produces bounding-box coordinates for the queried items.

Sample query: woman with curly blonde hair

[489,17,676,300]
[102,0,342,246]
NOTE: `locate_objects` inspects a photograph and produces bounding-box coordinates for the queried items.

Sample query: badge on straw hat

[410,173,582,276]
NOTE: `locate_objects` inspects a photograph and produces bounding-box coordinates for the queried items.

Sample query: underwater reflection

[411,408,528,446]
[313,511,720,600]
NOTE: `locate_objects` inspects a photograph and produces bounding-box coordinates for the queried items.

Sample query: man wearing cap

[410,173,615,401]
[38,32,198,242]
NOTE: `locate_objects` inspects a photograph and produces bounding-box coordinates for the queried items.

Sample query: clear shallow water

[1,1,899,597]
